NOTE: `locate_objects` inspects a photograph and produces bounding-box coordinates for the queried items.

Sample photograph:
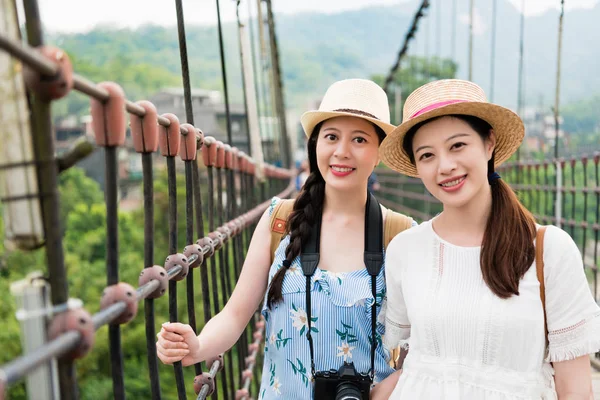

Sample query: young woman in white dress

[371,79,600,399]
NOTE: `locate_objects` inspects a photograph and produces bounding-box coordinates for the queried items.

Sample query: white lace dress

[383,220,600,399]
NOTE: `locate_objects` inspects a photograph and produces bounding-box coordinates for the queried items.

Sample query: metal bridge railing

[0,13,294,400]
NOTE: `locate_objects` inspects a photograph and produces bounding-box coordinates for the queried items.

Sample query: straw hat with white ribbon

[300,79,396,137]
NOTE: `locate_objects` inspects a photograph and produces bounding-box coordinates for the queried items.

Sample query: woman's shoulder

[537,224,582,268]
[538,224,578,253]
[387,219,432,250]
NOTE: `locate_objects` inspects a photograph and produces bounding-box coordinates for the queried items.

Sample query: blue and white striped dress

[258,198,397,399]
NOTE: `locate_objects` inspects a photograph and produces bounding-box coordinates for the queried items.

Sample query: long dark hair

[267,119,386,308]
[403,114,536,299]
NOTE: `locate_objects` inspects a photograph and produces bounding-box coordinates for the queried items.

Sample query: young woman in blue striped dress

[156,79,414,399]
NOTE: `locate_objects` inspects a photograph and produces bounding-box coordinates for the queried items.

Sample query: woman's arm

[370,370,402,400]
[553,356,593,400]
[157,208,273,366]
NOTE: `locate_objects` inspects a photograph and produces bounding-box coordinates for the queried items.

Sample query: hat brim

[380,102,524,177]
[300,110,396,138]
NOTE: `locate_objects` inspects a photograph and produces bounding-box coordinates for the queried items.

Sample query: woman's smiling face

[412,116,496,209]
[316,116,381,192]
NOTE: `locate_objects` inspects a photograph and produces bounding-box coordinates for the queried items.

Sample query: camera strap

[301,192,384,380]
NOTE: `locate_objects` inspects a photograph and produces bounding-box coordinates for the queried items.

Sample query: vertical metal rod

[582,160,589,274]
[236,2,253,157]
[570,161,576,238]
[193,162,212,325]
[451,0,457,62]
[468,0,474,81]
[555,161,563,229]
[105,147,126,400]
[424,16,430,81]
[535,165,542,218]
[517,0,525,120]
[174,0,194,124]
[206,164,222,400]
[544,163,551,223]
[166,156,187,399]
[207,166,220,317]
[142,153,162,400]
[554,0,565,160]
[215,166,231,400]
[264,0,291,168]
[22,0,76,396]
[247,0,261,158]
[435,0,441,73]
[594,159,600,299]
[256,0,273,164]
[184,161,201,376]
[215,0,234,146]
[225,167,242,390]
[489,0,497,101]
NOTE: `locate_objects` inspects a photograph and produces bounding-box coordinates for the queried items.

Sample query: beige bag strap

[384,208,413,248]
[269,199,295,264]
[383,209,413,370]
[536,226,548,345]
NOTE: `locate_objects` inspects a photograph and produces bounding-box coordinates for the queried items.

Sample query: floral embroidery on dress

[323,270,346,285]
[337,342,356,362]
[336,321,359,343]
[290,303,319,336]
[287,358,310,387]
[287,265,302,275]
[269,363,282,396]
[275,329,292,349]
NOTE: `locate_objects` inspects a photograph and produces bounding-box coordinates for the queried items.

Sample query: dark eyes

[418,153,433,161]
[323,134,367,144]
[417,142,467,161]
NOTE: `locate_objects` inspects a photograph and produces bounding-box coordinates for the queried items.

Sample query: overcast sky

[34,0,599,33]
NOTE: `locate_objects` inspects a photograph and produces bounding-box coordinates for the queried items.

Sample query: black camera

[313,362,371,400]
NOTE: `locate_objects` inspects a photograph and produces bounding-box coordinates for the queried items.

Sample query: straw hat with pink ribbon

[380,79,524,177]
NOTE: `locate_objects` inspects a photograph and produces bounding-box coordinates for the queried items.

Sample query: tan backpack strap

[269,199,295,264]
[536,226,548,344]
[384,209,414,249]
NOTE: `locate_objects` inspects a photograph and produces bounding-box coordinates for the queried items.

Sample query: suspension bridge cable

[516,0,525,164]
[216,0,234,146]
[490,0,497,102]
[255,0,272,163]
[264,0,291,168]
[451,0,457,61]
[517,0,525,117]
[246,0,262,158]
[554,0,565,160]
[383,0,430,92]
[173,0,204,380]
[435,0,441,75]
[236,1,253,156]
[21,0,77,397]
[468,0,474,81]
[142,150,162,400]
[425,8,430,81]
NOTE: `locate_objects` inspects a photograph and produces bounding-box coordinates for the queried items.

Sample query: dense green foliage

[0,167,250,399]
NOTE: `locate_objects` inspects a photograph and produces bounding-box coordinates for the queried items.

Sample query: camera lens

[334,382,363,400]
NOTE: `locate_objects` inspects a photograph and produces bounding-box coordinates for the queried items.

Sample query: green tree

[372,56,458,125]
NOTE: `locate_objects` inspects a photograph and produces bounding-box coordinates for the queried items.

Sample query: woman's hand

[156,322,200,366]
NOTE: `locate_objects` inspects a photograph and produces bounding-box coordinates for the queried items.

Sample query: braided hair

[266,119,385,308]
